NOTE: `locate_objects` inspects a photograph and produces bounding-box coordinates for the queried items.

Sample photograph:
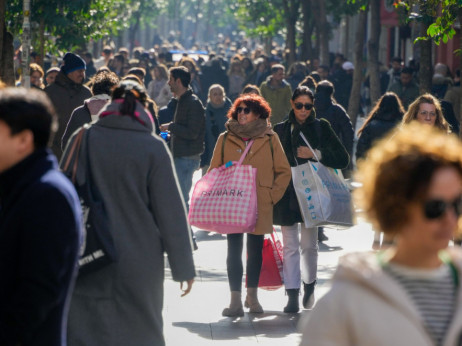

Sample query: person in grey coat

[62,80,195,346]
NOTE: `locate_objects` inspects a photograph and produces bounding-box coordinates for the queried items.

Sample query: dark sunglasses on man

[423,195,462,219]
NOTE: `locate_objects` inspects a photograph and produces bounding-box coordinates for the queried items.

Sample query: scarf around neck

[225,118,273,139]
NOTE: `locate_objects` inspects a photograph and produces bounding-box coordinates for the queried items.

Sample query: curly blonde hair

[355,122,462,234]
[402,93,450,133]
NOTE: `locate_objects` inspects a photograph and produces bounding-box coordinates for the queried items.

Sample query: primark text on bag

[188,139,258,234]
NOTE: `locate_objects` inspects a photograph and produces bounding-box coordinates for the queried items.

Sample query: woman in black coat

[273,86,349,313]
[355,92,405,161]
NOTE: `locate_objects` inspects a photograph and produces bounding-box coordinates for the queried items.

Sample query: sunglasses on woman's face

[423,195,462,219]
[237,107,251,114]
[294,102,314,111]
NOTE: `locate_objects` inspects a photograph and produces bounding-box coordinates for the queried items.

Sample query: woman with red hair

[208,93,291,316]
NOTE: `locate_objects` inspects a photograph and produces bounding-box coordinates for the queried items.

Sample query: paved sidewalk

[163,221,375,345]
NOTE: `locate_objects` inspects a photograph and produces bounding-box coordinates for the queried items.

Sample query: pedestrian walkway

[163,220,375,345]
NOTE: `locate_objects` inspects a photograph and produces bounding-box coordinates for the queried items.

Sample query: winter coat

[444,84,461,123]
[273,111,349,226]
[355,112,402,160]
[169,89,206,158]
[201,98,232,167]
[299,250,462,346]
[147,79,172,109]
[61,94,111,150]
[0,149,82,346]
[315,102,355,164]
[63,101,196,346]
[388,80,420,109]
[260,77,293,125]
[208,130,291,235]
[45,72,92,160]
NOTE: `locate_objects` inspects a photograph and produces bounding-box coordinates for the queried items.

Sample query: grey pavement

[163,216,375,345]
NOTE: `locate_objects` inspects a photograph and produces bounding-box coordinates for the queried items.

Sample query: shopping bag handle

[299,133,320,162]
[237,139,254,165]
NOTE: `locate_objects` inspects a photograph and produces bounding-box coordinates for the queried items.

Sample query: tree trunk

[311,0,329,65]
[418,22,432,93]
[348,5,368,130]
[301,0,315,62]
[283,0,300,66]
[39,18,46,70]
[458,8,462,134]
[1,29,15,86]
[367,0,381,106]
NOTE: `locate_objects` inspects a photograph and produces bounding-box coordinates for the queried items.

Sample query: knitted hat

[61,52,86,74]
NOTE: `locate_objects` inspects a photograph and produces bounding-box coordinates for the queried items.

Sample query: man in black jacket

[160,66,205,210]
[0,88,82,345]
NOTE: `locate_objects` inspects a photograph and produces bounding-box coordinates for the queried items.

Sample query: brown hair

[355,122,462,234]
[402,93,450,133]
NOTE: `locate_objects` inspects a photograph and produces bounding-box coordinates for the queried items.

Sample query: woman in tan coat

[209,93,291,317]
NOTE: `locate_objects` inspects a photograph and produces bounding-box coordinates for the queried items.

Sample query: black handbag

[61,125,118,276]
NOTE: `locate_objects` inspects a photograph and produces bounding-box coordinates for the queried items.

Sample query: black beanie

[61,52,86,74]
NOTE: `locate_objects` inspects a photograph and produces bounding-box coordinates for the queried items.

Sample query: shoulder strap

[221,131,228,164]
[269,135,273,157]
[62,126,86,183]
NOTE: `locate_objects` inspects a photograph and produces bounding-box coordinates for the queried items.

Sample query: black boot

[303,281,316,309]
[283,289,300,313]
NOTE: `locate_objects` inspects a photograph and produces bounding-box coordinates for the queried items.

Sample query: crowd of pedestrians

[1,38,462,345]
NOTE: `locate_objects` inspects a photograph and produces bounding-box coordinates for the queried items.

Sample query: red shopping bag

[258,232,284,290]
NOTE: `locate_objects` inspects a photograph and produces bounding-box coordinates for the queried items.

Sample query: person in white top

[300,122,462,346]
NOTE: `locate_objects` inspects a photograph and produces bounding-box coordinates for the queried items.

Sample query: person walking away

[0,87,82,345]
[273,86,349,313]
[260,64,292,126]
[45,52,92,160]
[209,93,291,316]
[356,92,405,248]
[300,123,462,346]
[63,80,195,346]
[61,70,119,149]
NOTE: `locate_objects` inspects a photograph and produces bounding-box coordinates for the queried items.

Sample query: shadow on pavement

[318,242,343,252]
[195,230,226,242]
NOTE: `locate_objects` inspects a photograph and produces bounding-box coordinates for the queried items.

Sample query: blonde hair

[402,93,450,133]
[355,122,462,234]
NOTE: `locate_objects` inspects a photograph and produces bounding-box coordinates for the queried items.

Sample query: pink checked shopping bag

[188,140,257,234]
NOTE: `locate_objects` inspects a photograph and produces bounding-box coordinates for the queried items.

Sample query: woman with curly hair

[402,93,451,133]
[208,93,291,317]
[300,123,462,345]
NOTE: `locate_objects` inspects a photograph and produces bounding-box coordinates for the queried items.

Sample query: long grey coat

[62,101,195,346]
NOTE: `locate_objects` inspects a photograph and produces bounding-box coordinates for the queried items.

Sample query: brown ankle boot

[222,291,244,317]
[245,287,263,313]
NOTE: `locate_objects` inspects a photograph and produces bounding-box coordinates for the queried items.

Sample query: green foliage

[235,0,285,38]
[395,0,462,45]
[5,0,161,53]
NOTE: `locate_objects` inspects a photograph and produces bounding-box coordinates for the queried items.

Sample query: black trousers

[226,233,264,291]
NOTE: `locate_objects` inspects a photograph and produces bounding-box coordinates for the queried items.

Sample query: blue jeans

[174,155,200,210]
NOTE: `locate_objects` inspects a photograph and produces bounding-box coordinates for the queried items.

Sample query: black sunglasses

[236,107,251,114]
[294,102,314,111]
[423,196,462,219]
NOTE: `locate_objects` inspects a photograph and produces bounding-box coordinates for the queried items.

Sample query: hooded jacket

[260,76,293,125]
[63,100,195,345]
[300,250,462,346]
